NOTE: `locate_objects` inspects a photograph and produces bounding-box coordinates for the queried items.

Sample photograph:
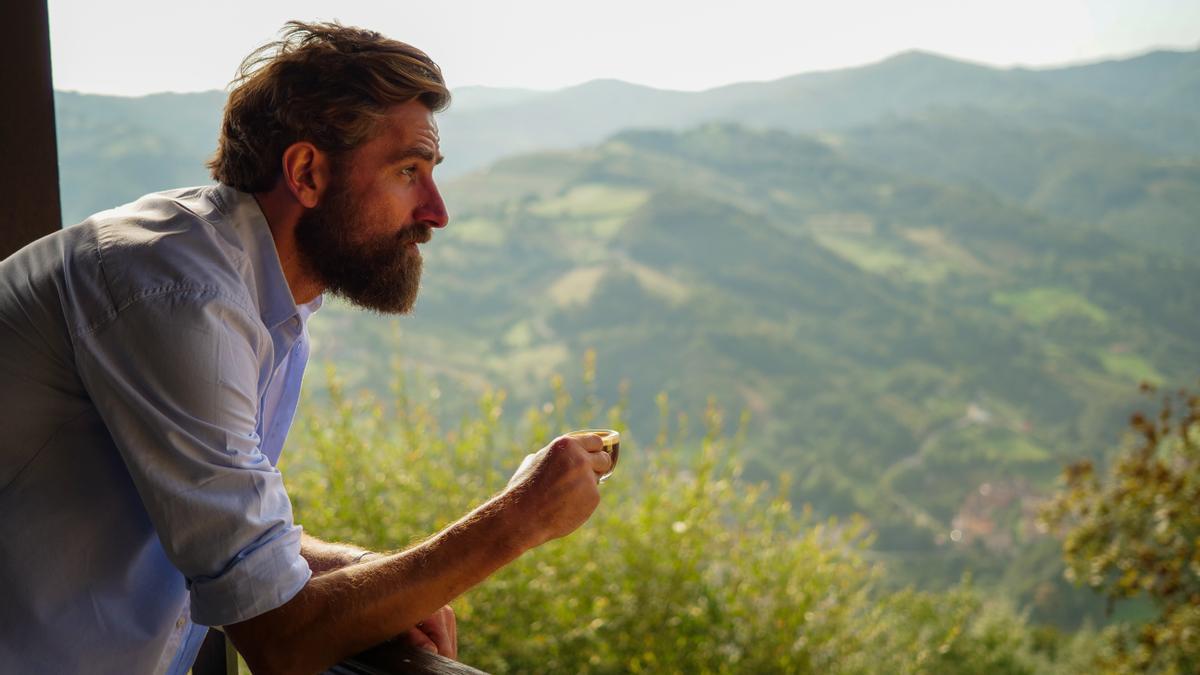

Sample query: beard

[294,174,430,314]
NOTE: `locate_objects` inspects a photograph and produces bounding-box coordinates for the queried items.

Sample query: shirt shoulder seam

[74,284,259,339]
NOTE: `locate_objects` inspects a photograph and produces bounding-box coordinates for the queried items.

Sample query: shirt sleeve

[74,288,312,627]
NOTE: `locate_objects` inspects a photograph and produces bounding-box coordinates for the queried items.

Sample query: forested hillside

[53,47,1200,632]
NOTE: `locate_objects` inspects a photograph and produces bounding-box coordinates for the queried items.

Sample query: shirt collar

[208,184,319,330]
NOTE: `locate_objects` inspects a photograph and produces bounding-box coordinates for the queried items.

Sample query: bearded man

[0,22,611,673]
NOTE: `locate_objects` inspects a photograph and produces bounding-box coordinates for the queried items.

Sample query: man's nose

[417,179,449,229]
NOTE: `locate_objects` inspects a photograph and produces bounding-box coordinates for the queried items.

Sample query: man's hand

[398,605,457,659]
[506,433,613,547]
[225,435,611,673]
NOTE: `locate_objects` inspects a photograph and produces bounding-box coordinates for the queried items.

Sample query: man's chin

[314,250,423,314]
[331,272,421,314]
[338,288,419,315]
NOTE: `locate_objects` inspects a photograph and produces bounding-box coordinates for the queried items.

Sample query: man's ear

[280,142,330,209]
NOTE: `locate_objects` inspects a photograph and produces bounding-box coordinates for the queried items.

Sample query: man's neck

[252,188,324,305]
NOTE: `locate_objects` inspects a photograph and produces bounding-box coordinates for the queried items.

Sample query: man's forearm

[299,533,377,575]
[228,491,534,673]
[227,433,607,673]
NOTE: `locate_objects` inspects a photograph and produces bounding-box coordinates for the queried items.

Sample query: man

[0,21,612,673]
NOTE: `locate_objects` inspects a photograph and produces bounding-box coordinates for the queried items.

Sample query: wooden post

[192,630,237,675]
[0,0,62,259]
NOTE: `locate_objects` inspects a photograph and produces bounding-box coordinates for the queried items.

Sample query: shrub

[284,362,1083,673]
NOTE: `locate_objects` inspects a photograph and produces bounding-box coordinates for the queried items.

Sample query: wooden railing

[193,631,488,675]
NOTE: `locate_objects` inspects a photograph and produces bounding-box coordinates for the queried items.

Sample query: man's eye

[400,166,417,177]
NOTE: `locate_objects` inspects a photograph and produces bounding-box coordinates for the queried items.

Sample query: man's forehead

[379,101,440,146]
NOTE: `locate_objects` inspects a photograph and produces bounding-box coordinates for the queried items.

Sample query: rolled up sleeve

[75,288,311,627]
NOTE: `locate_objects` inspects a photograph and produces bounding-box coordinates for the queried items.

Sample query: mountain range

[52,47,1200,626]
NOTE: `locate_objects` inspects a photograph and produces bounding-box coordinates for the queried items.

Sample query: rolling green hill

[50,48,1200,627]
[836,108,1200,255]
[303,122,1198,624]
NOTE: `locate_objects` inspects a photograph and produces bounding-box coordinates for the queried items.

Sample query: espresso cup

[566,429,620,482]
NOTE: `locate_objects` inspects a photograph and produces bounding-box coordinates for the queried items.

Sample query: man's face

[295,100,448,313]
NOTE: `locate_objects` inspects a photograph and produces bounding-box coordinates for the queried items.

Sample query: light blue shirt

[0,185,317,673]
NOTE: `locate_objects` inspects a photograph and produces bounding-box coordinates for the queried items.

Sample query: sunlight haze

[49,0,1200,96]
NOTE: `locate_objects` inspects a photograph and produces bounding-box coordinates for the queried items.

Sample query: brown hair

[208,21,450,192]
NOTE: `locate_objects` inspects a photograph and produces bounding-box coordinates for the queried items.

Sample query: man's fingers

[416,606,457,660]
[589,446,614,476]
[443,605,457,660]
[563,433,613,478]
[574,433,604,452]
[403,627,438,654]
[435,605,457,660]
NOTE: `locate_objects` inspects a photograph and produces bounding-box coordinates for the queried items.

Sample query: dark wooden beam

[192,630,239,675]
[330,640,490,674]
[1,0,61,260]
[194,630,490,675]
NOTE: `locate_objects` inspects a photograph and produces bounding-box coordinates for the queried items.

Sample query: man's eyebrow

[389,146,444,166]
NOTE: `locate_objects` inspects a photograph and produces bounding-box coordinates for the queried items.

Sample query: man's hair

[208,21,450,192]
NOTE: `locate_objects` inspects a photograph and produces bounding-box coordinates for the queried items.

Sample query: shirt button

[175,615,186,629]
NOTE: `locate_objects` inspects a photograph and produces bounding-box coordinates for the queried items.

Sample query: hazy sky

[49,0,1200,96]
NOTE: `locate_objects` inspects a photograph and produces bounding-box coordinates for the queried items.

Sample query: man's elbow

[223,625,290,674]
[223,592,329,674]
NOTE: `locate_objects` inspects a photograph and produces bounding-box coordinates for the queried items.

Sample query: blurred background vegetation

[283,361,1101,673]
[57,47,1199,671]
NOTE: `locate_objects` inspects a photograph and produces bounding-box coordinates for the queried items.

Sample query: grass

[813,232,951,283]
[1097,350,1164,386]
[528,184,651,223]
[627,259,692,305]
[547,265,607,307]
[992,288,1108,326]
[447,216,504,245]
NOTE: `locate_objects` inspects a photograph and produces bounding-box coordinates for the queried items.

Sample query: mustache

[397,223,433,245]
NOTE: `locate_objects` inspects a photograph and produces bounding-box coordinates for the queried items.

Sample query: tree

[1042,383,1200,673]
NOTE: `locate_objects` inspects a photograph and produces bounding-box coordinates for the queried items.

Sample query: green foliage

[992,288,1109,327]
[284,362,1090,673]
[1042,385,1200,673]
[58,49,1200,652]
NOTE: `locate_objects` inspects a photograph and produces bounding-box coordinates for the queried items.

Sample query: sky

[48,0,1200,96]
